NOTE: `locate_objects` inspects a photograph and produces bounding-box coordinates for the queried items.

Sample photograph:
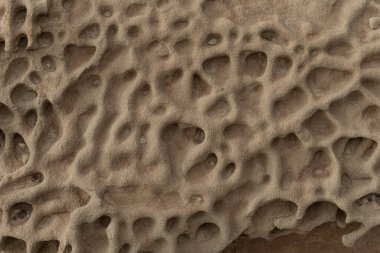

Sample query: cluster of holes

[3,2,380,252]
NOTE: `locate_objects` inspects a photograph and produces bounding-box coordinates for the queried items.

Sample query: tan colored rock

[1,0,380,252]
[369,17,380,29]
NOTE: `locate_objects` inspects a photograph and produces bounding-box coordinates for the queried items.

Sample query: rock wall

[1,0,380,252]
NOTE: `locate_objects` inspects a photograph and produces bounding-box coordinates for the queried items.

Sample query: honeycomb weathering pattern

[2,0,380,252]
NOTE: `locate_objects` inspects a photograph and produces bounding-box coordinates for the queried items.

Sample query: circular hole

[123,69,137,81]
[195,222,220,241]
[153,104,166,115]
[17,35,28,49]
[243,34,252,42]
[63,244,72,253]
[140,83,151,96]
[62,0,75,10]
[190,194,203,203]
[41,55,56,72]
[24,109,37,129]
[262,174,270,184]
[37,32,54,48]
[14,6,27,26]
[99,5,113,17]
[117,243,130,253]
[297,63,305,72]
[194,128,205,143]
[173,18,189,30]
[10,83,38,107]
[205,33,221,46]
[97,215,111,227]
[309,48,320,58]
[177,233,191,244]
[149,14,159,26]
[9,202,33,225]
[37,14,49,24]
[30,172,43,183]
[29,71,41,84]
[165,216,179,232]
[221,163,236,179]
[127,25,140,38]
[229,29,238,40]
[183,127,205,144]
[294,44,304,54]
[133,217,155,238]
[79,23,100,40]
[17,210,27,219]
[107,24,118,37]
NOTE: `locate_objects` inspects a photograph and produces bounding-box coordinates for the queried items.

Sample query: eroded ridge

[1,0,380,252]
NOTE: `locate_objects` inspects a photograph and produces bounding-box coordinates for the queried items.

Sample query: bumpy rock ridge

[1,0,380,252]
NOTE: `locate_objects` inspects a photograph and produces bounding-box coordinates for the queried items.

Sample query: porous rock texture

[1,0,380,252]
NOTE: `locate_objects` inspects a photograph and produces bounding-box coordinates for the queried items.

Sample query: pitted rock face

[0,0,380,252]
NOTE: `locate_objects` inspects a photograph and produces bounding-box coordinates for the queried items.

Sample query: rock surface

[1,0,380,252]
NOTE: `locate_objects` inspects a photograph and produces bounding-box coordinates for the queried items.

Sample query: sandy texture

[1,0,380,252]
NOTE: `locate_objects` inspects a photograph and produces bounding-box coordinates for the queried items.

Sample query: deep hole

[1,237,26,252]
[0,41,5,51]
[35,240,60,253]
[29,71,42,84]
[9,202,33,225]
[30,172,43,183]
[166,216,179,232]
[117,243,130,253]
[62,0,75,10]
[336,208,346,223]
[99,5,113,17]
[14,6,27,26]
[42,100,53,114]
[17,35,28,49]
[205,33,221,46]
[221,163,236,179]
[97,215,111,227]
[63,244,72,253]
[260,29,277,41]
[36,13,49,24]
[127,26,140,38]
[41,55,56,72]
[17,209,27,219]
[13,133,25,146]
[107,24,118,37]
[177,233,191,244]
[262,174,270,184]
[123,69,137,81]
